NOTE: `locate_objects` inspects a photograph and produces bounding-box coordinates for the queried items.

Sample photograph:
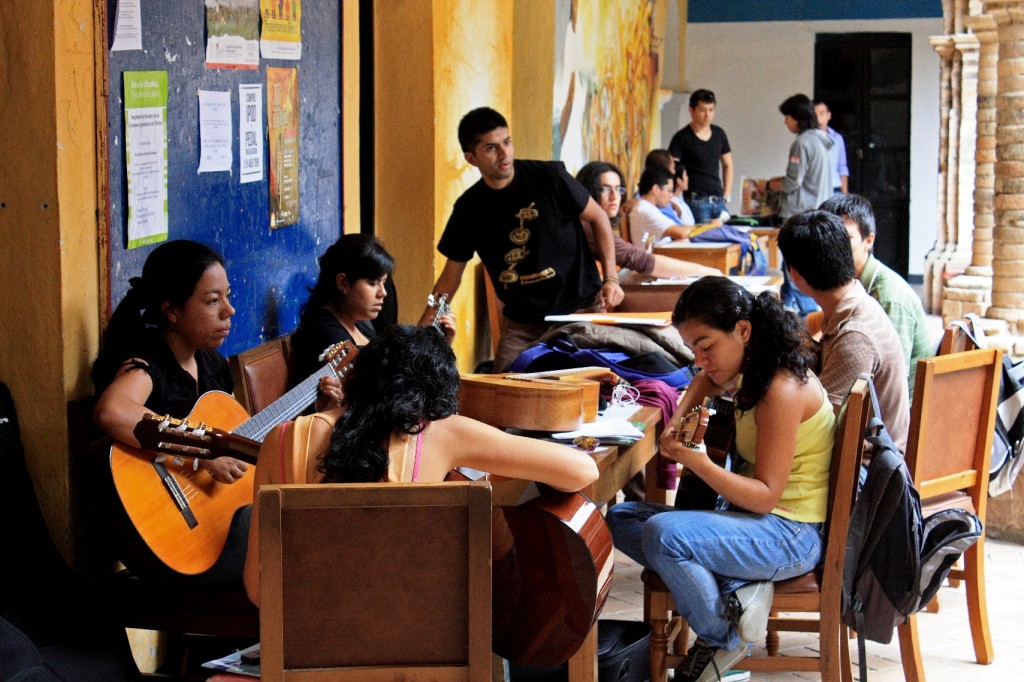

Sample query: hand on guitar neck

[425,293,456,344]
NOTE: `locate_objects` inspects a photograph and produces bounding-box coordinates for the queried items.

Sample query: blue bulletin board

[104,0,341,357]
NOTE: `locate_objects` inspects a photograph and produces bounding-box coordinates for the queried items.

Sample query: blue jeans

[687,196,724,224]
[606,502,824,650]
[780,259,821,317]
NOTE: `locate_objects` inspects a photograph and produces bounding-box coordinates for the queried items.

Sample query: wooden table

[614,271,784,313]
[749,226,780,269]
[653,240,740,274]
[489,405,665,682]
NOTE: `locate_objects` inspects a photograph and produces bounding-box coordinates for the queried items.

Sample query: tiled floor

[604,537,1024,680]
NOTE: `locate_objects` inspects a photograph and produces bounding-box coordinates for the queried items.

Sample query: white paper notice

[111,0,143,52]
[238,84,264,183]
[197,90,233,174]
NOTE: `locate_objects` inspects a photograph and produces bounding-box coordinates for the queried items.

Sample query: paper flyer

[123,71,169,249]
[197,89,233,173]
[267,67,299,228]
[110,0,143,52]
[205,0,260,70]
[260,0,302,60]
[239,83,264,183]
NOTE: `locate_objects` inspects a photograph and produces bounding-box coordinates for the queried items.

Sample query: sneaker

[720,670,751,681]
[674,639,748,682]
[733,580,774,643]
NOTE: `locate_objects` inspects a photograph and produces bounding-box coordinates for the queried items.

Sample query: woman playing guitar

[92,239,251,585]
[606,276,836,682]
[244,325,601,656]
[288,234,456,410]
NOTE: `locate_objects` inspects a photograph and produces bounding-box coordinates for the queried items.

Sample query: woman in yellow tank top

[606,276,835,682]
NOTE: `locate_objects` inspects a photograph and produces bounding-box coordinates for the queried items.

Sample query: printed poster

[197,90,233,173]
[267,67,299,228]
[123,71,169,249]
[239,83,264,183]
[205,0,259,70]
[260,0,302,60]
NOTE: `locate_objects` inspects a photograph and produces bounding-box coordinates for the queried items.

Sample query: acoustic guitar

[109,341,357,575]
[674,395,736,511]
[458,367,618,432]
[446,469,613,667]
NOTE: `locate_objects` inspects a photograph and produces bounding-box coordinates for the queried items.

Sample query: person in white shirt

[628,167,693,247]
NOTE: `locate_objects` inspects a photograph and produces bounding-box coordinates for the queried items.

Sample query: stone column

[943,15,998,324]
[981,1,1024,339]
[924,35,956,313]
[952,32,980,274]
[967,13,999,274]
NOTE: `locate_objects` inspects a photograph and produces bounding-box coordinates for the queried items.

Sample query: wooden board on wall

[104,0,342,356]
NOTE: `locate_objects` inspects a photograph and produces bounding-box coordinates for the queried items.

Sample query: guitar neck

[233,363,334,442]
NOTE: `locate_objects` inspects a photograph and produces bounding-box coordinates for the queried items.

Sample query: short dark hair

[812,99,829,110]
[777,210,856,291]
[457,107,508,152]
[820,193,876,240]
[303,233,395,319]
[779,94,816,133]
[638,166,673,195]
[689,89,716,109]
[644,149,674,172]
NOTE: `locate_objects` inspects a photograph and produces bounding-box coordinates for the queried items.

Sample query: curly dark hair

[92,240,224,393]
[319,324,461,482]
[672,276,814,411]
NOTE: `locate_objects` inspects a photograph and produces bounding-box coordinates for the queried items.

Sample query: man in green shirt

[820,194,934,395]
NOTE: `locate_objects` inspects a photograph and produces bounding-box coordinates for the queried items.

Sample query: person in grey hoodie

[769,94,833,316]
[768,94,833,219]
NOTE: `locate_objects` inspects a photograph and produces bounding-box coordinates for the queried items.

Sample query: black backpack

[841,376,983,680]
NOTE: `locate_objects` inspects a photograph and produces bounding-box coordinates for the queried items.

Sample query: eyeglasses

[600,185,626,198]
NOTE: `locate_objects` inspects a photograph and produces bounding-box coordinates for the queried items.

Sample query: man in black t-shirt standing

[667,89,734,224]
[420,107,623,371]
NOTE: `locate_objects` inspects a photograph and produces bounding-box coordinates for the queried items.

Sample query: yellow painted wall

[375,0,513,371]
[512,1,555,160]
[342,1,361,233]
[0,0,99,560]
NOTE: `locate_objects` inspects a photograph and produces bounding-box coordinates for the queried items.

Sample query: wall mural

[552,0,659,192]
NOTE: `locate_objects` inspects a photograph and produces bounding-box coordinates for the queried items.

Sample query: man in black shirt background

[668,89,735,224]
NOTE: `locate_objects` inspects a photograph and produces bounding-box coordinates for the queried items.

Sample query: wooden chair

[897,349,1001,680]
[229,333,293,415]
[258,481,493,681]
[642,378,871,681]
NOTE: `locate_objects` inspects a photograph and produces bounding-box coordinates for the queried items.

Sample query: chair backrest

[229,334,293,415]
[938,320,978,355]
[820,378,872,598]
[258,481,493,681]
[905,349,1001,509]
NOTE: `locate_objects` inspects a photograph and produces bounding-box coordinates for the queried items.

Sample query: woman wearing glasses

[576,161,719,278]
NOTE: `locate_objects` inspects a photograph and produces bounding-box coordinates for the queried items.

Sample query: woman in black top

[93,239,248,486]
[290,234,455,407]
[91,239,250,585]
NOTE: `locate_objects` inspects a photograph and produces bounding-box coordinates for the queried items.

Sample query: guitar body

[458,370,610,432]
[492,486,613,666]
[109,391,255,575]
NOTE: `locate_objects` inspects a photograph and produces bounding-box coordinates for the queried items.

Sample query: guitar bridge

[152,459,199,529]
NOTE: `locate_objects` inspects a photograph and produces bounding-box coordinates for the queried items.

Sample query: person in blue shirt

[814,100,849,194]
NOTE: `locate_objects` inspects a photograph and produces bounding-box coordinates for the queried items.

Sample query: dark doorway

[815,33,912,278]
